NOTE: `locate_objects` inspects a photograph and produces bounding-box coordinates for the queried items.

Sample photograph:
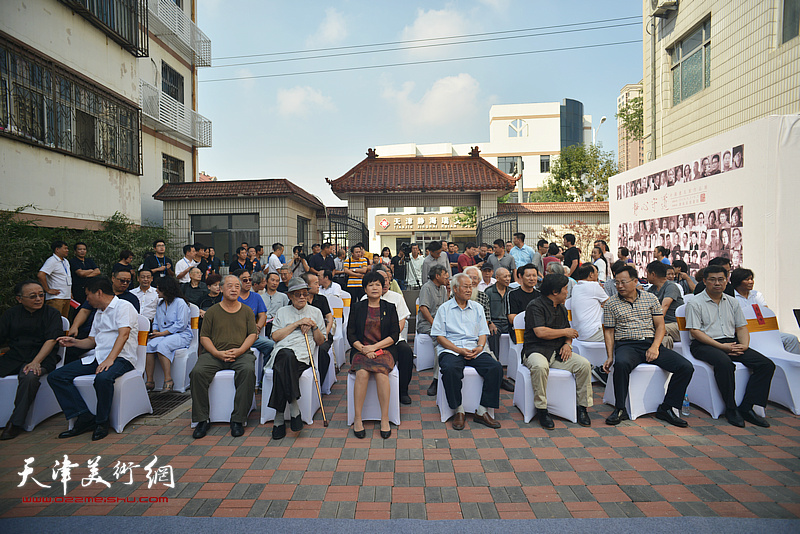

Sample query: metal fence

[476,213,518,246]
[325,214,368,253]
[59,0,149,58]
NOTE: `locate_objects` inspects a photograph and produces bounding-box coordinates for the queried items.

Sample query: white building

[0,0,211,229]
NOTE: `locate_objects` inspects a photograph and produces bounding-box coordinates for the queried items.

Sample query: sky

[197,0,645,207]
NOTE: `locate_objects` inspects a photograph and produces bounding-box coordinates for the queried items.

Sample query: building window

[0,36,140,174]
[191,213,259,266]
[162,62,184,104]
[508,118,528,137]
[297,216,310,249]
[497,156,522,176]
[388,207,404,213]
[162,154,184,184]
[784,0,800,43]
[670,19,711,106]
[58,0,148,57]
[540,155,550,173]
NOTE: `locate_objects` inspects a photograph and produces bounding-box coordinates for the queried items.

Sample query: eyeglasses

[614,279,635,286]
[21,293,45,299]
[240,278,252,282]
[292,291,309,297]
[117,279,131,285]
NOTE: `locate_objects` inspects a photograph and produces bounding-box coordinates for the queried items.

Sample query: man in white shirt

[477,265,496,292]
[268,243,285,274]
[319,270,343,298]
[570,264,609,343]
[130,269,159,322]
[175,244,198,284]
[50,277,139,441]
[406,243,425,290]
[38,240,72,317]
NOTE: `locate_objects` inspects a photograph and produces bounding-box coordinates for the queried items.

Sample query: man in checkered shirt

[601,265,694,427]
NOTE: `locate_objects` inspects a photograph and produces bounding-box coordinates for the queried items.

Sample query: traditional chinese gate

[326,213,369,252]
[476,213,518,245]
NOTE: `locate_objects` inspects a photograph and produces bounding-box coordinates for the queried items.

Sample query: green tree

[529,143,618,202]
[616,95,643,141]
[453,206,476,227]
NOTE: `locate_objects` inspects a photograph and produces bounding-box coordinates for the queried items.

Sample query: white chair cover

[513,365,578,424]
[260,347,320,425]
[413,333,435,371]
[156,303,200,392]
[436,368,494,422]
[603,364,670,420]
[346,365,401,426]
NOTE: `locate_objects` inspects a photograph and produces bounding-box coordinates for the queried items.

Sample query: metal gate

[325,214,368,253]
[476,213,517,245]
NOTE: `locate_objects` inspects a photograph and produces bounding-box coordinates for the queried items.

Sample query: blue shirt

[509,244,535,267]
[239,290,267,319]
[430,298,490,356]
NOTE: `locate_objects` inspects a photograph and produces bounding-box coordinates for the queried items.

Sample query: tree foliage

[538,220,610,263]
[453,206,477,227]
[0,208,172,314]
[616,95,644,141]
[529,143,618,202]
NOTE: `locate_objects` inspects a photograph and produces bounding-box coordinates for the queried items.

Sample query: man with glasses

[0,281,63,440]
[233,270,275,361]
[686,265,775,428]
[601,265,693,427]
[267,278,326,439]
[143,239,173,281]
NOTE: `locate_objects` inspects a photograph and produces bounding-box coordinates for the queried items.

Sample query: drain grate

[148,391,191,416]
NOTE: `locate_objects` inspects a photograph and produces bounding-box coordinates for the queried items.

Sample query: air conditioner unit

[652,0,678,17]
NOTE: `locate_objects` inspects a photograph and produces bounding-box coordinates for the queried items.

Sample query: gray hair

[222,274,240,287]
[251,271,266,285]
[450,272,471,292]
[547,262,565,275]
[463,266,481,278]
[428,265,448,281]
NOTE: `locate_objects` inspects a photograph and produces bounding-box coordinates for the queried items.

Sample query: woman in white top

[591,246,608,283]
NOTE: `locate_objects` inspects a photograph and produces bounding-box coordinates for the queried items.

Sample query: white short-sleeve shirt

[40,254,72,300]
[83,296,139,365]
[570,280,610,340]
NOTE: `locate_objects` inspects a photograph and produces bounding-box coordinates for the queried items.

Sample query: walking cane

[304,330,329,427]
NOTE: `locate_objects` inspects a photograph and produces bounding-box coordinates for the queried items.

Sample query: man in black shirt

[69,242,100,304]
[505,264,541,334]
[522,274,592,429]
[562,233,581,278]
[142,239,173,281]
[308,242,336,276]
[0,280,63,439]
[303,273,333,387]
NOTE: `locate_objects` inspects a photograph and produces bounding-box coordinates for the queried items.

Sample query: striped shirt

[602,290,663,341]
[344,257,369,288]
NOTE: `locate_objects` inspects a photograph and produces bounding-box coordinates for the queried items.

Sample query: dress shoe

[538,409,555,430]
[230,422,245,437]
[605,408,629,426]
[725,408,745,428]
[473,412,501,429]
[426,379,438,397]
[353,426,366,439]
[739,407,770,428]
[577,406,591,427]
[272,423,286,440]
[655,405,688,428]
[91,423,109,441]
[452,412,466,431]
[290,415,303,432]
[400,394,412,405]
[192,420,210,439]
[380,427,392,439]
[0,424,22,440]
[501,378,515,392]
[591,366,608,386]
[58,414,96,439]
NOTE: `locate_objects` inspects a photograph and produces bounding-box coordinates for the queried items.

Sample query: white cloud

[382,73,480,127]
[477,0,510,11]
[276,86,335,117]
[401,8,471,57]
[306,7,348,48]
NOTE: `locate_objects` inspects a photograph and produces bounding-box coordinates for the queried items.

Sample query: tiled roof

[153,179,324,209]
[499,201,609,213]
[327,153,516,196]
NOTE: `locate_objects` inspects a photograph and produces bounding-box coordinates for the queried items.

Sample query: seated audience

[693,257,735,296]
[484,267,511,361]
[319,269,343,298]
[260,272,289,336]
[182,267,208,307]
[303,273,333,388]
[505,264,541,334]
[571,263,609,342]
[144,276,192,392]
[417,265,450,397]
[477,265,496,291]
[198,273,223,318]
[234,270,275,359]
[131,269,158,322]
[646,261,683,350]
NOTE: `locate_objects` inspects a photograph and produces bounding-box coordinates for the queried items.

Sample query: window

[508,118,528,137]
[388,207,404,213]
[162,154,184,184]
[497,156,522,176]
[540,155,550,173]
[191,213,259,265]
[670,20,711,106]
[58,0,148,57]
[297,216,310,249]
[0,36,140,174]
[162,62,184,104]
[784,0,800,43]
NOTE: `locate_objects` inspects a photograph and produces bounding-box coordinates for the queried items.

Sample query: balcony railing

[140,79,211,147]
[59,0,149,57]
[147,0,211,66]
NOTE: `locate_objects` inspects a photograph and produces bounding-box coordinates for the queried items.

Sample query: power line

[200,40,641,83]
[210,21,641,69]
[211,15,641,61]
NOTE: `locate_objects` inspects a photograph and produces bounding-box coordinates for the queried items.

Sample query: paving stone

[620,485,666,502]
[672,502,719,517]
[516,471,553,486]
[700,470,746,485]
[742,502,799,519]
[578,471,616,485]
[529,502,572,518]
[755,486,800,503]
[686,484,736,502]
[639,470,680,485]
[600,501,647,518]
[560,447,593,459]
[538,459,574,472]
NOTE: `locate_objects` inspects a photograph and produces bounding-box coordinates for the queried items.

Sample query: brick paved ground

[1,364,799,520]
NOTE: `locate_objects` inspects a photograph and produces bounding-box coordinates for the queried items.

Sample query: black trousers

[439,351,502,410]
[0,357,56,427]
[690,338,775,409]
[317,339,331,386]
[396,340,413,396]
[268,348,310,413]
[613,339,694,410]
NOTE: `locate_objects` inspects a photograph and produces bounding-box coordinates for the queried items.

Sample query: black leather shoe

[739,407,770,428]
[726,408,746,428]
[0,424,22,440]
[426,379,438,397]
[538,409,555,430]
[230,422,245,437]
[272,423,286,440]
[655,406,688,428]
[192,420,210,439]
[400,394,412,405]
[353,426,366,439]
[58,414,96,439]
[605,408,629,426]
[501,378,515,392]
[91,423,109,441]
[290,415,303,432]
[380,427,392,439]
[577,406,591,427]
